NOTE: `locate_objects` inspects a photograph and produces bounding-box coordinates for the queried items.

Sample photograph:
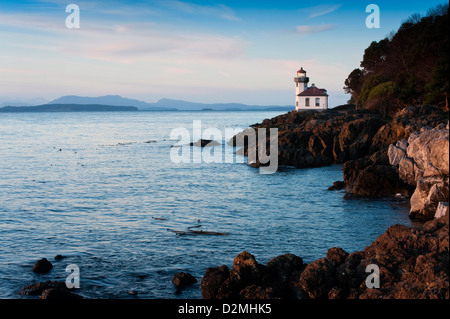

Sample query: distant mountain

[49,95,292,111]
[48,95,176,111]
[0,97,48,108]
[2,95,293,112]
[0,104,138,112]
[147,98,293,111]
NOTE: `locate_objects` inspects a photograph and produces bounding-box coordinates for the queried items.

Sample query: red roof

[297,86,328,97]
[297,67,306,73]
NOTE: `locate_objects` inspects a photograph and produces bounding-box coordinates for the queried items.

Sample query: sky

[0,0,446,107]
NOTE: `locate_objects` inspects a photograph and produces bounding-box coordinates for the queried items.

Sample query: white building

[294,68,328,111]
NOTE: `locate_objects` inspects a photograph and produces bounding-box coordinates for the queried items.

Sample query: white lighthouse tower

[294,67,309,107]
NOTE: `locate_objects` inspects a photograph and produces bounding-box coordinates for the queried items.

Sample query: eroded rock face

[407,129,449,176]
[388,125,449,220]
[201,212,449,299]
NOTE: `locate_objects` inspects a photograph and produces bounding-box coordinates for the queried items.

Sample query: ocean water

[0,111,413,299]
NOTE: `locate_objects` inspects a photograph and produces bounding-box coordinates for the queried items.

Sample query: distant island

[0,95,293,112]
[0,104,138,112]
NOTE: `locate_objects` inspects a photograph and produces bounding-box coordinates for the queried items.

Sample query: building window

[315,98,320,106]
[296,101,298,107]
[305,98,310,107]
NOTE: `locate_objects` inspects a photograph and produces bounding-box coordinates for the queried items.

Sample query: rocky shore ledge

[201,211,448,299]
[206,105,449,299]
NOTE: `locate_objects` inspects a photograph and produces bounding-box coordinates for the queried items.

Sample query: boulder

[263,254,304,298]
[297,258,337,299]
[410,177,449,220]
[326,247,349,267]
[328,181,345,191]
[54,254,67,260]
[201,265,230,299]
[230,251,265,287]
[406,129,449,177]
[32,258,53,274]
[172,272,197,291]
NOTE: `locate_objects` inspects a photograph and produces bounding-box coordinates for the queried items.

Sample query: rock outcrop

[231,105,448,201]
[230,109,387,169]
[201,211,449,299]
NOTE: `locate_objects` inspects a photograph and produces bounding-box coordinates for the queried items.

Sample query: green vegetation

[344,3,449,115]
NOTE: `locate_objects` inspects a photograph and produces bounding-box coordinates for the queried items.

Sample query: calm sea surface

[0,111,412,299]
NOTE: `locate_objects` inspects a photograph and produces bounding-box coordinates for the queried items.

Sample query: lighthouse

[294,67,309,96]
[294,67,328,111]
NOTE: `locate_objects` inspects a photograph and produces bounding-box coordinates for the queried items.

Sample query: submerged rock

[328,181,345,191]
[21,280,82,299]
[190,139,221,147]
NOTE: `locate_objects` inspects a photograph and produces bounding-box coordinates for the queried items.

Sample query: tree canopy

[344,3,449,114]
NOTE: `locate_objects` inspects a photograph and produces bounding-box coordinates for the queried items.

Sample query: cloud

[0,11,247,64]
[295,24,337,36]
[162,1,241,22]
[308,4,342,18]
